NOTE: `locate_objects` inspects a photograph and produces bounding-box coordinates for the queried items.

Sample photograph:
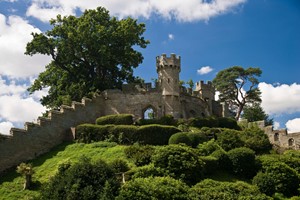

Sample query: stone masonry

[0,53,229,173]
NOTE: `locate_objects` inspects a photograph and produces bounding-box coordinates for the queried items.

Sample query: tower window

[168,78,170,83]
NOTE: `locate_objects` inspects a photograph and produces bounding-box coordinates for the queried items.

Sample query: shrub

[108,125,138,144]
[136,115,177,126]
[76,124,113,143]
[253,160,300,197]
[217,117,240,130]
[187,132,208,147]
[240,127,272,154]
[201,156,218,175]
[109,159,130,173]
[197,139,224,156]
[281,151,300,174]
[189,179,270,200]
[116,176,189,200]
[152,144,204,185]
[210,149,231,170]
[168,132,192,146]
[130,164,165,179]
[136,124,180,145]
[96,114,133,125]
[227,147,256,178]
[39,158,120,200]
[124,144,155,166]
[216,129,244,151]
[188,117,218,128]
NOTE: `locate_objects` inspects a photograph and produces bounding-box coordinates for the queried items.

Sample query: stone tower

[195,81,215,113]
[156,53,181,118]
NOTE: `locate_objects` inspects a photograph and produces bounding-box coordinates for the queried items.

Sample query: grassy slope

[0,141,129,200]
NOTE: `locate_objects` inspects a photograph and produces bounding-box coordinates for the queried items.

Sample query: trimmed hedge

[96,114,133,125]
[76,124,113,143]
[136,115,177,126]
[76,124,180,145]
[168,132,192,146]
[188,117,240,130]
[136,124,181,145]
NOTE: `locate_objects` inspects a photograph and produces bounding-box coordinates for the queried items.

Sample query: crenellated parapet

[156,53,181,72]
[0,94,105,174]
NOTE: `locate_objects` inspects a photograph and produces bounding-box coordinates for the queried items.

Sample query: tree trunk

[23,175,32,190]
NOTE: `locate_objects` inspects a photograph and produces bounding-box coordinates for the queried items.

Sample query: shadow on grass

[0,141,73,184]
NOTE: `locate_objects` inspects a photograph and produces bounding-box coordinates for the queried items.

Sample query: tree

[186,79,194,89]
[242,103,273,126]
[213,66,262,120]
[26,7,149,108]
[16,163,34,190]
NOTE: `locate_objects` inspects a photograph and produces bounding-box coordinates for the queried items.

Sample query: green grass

[0,141,129,200]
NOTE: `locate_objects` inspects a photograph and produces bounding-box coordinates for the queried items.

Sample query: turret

[156,53,181,96]
[195,81,215,101]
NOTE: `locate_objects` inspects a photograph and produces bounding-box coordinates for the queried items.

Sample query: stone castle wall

[0,53,227,173]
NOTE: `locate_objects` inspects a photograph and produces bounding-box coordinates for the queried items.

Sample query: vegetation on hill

[1,115,300,199]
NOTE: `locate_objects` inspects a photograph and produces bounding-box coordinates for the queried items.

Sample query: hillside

[1,115,300,199]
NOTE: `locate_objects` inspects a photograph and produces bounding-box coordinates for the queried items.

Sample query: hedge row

[76,124,180,145]
[95,114,134,125]
[188,117,240,130]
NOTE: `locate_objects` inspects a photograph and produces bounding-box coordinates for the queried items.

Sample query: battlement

[195,80,214,91]
[156,53,181,72]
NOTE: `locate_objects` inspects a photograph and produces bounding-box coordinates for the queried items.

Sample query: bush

[76,124,113,143]
[108,125,138,144]
[253,160,300,197]
[124,144,155,166]
[216,129,244,151]
[109,159,130,173]
[152,144,204,185]
[116,176,189,200]
[210,149,231,170]
[187,132,208,147]
[188,117,218,128]
[189,179,270,200]
[136,115,177,126]
[39,158,120,200]
[168,132,192,146]
[197,139,224,156]
[201,156,218,175]
[96,114,133,125]
[227,147,257,178]
[217,117,240,130]
[130,164,165,179]
[240,127,272,154]
[136,124,180,145]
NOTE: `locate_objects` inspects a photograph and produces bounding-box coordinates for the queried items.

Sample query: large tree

[212,66,262,120]
[242,103,273,126]
[26,7,149,109]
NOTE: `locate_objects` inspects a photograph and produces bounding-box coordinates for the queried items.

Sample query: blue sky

[0,0,299,134]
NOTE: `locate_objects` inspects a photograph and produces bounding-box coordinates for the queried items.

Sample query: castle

[0,53,229,173]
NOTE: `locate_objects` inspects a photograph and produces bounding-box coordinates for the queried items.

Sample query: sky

[0,0,299,135]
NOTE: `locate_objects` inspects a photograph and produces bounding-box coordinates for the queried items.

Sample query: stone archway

[274,133,279,141]
[288,138,294,147]
[143,106,156,119]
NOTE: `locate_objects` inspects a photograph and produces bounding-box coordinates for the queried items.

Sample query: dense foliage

[213,66,262,120]
[26,7,148,108]
[96,114,134,125]
[39,158,120,200]
[242,103,273,126]
[117,177,189,200]
[152,145,204,185]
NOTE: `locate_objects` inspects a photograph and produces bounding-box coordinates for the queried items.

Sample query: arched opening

[274,133,279,141]
[143,107,155,119]
[288,138,294,147]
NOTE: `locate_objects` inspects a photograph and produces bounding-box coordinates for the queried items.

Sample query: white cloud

[0,14,51,78]
[273,121,280,130]
[197,66,213,75]
[168,34,174,40]
[286,118,300,133]
[259,82,300,115]
[26,0,246,22]
[0,121,13,135]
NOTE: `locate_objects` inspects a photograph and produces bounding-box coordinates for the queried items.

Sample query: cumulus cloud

[0,14,51,78]
[0,121,13,135]
[273,121,280,130]
[26,0,246,22]
[168,34,174,40]
[197,66,213,75]
[259,82,300,115]
[286,118,300,133]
